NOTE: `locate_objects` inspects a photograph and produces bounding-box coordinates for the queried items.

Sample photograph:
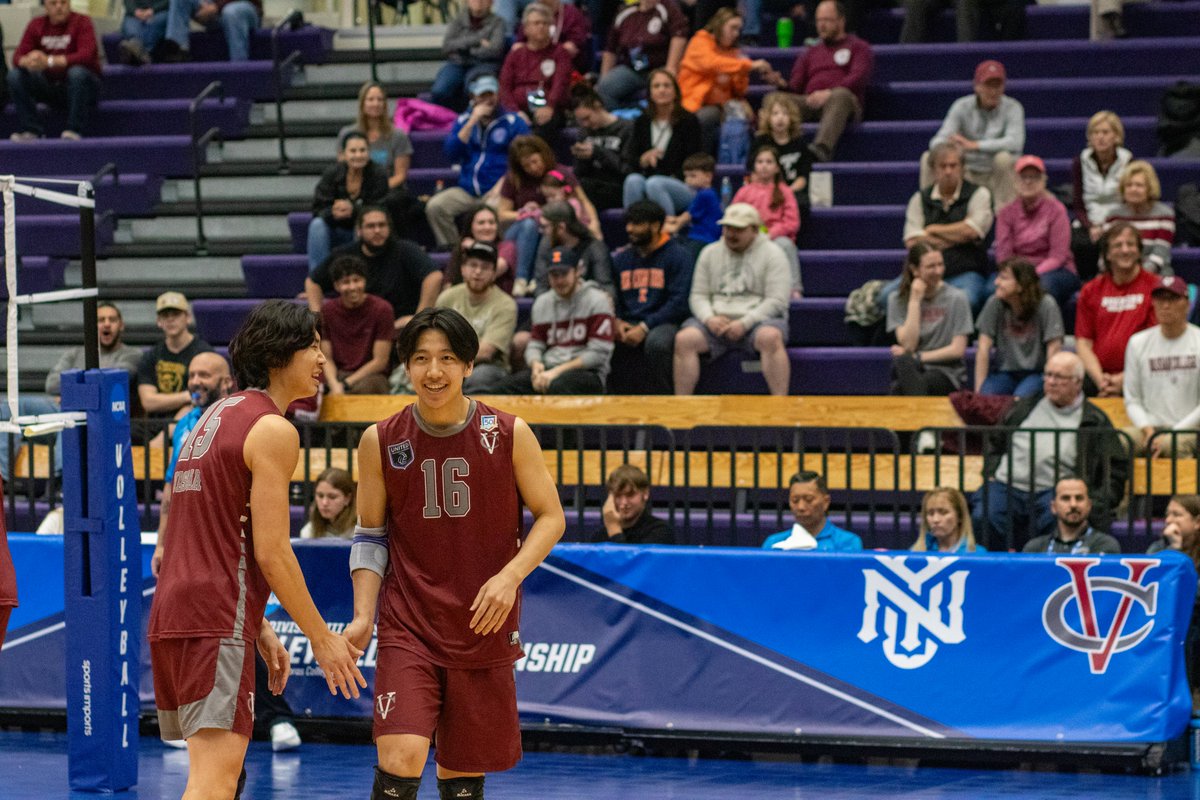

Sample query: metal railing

[272,10,306,174]
[189,81,224,254]
[4,421,1196,552]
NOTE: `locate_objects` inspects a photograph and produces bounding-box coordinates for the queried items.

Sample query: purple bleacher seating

[100,25,332,66]
[0,137,197,179]
[1,214,114,258]
[287,212,310,254]
[748,38,1200,83]
[241,254,310,297]
[692,348,892,395]
[860,76,1193,123]
[193,298,303,344]
[789,298,851,346]
[0,99,250,140]
[803,250,900,297]
[0,257,67,300]
[101,62,289,102]
[406,167,460,195]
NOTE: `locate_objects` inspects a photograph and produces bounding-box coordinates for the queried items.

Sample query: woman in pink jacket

[732,143,802,297]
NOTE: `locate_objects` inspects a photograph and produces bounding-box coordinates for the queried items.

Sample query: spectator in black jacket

[307,132,388,272]
[592,464,678,544]
[569,88,633,211]
[621,68,704,215]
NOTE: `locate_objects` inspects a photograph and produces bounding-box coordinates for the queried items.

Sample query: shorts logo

[858,556,968,669]
[388,441,414,470]
[509,631,521,647]
[1042,557,1159,674]
[480,415,499,454]
[376,691,396,720]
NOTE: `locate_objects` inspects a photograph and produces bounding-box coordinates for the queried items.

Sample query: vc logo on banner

[1042,558,1158,674]
[858,556,968,669]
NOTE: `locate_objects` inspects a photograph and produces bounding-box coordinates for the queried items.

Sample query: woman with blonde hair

[1070,110,1132,280]
[1104,160,1176,274]
[911,487,984,553]
[337,82,423,236]
[300,468,357,539]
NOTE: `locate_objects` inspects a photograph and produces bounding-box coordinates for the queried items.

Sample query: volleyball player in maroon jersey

[0,498,15,650]
[346,307,565,800]
[149,300,366,800]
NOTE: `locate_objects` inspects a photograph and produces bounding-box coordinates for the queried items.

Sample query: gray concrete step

[210,136,335,164]
[296,60,442,87]
[163,175,317,203]
[29,300,158,331]
[115,215,292,245]
[67,256,245,288]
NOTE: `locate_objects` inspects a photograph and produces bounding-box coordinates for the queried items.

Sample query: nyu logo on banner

[1042,557,1159,674]
[858,556,968,669]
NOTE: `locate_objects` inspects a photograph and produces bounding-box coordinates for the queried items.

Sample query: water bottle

[720,177,732,209]
[776,17,794,48]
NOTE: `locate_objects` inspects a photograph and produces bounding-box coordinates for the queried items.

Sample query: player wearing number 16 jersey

[346,307,565,800]
[148,300,366,800]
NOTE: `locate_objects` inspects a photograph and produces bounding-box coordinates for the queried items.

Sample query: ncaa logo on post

[858,556,969,669]
[109,381,128,420]
[1042,557,1159,674]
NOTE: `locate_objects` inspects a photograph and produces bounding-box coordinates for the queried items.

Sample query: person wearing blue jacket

[609,200,695,394]
[762,471,864,552]
[425,74,530,247]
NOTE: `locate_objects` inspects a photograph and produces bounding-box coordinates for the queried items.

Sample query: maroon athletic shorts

[374,645,521,773]
[151,636,256,741]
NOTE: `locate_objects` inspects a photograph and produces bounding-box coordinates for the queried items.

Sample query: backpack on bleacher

[1157,81,1200,157]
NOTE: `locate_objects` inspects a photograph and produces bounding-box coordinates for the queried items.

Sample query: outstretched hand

[312,633,367,699]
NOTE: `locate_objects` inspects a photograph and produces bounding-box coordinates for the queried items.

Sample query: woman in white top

[299,467,356,539]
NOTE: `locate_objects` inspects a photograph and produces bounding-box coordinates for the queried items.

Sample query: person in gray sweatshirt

[430,0,508,111]
[495,245,616,394]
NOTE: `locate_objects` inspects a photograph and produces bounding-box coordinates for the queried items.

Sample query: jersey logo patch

[388,440,414,469]
[480,414,498,432]
[481,429,499,455]
[510,631,521,647]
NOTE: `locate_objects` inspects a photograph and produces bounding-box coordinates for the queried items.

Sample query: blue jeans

[505,217,541,282]
[877,271,988,317]
[166,0,259,60]
[429,62,495,110]
[121,12,169,51]
[622,174,694,215]
[6,66,100,136]
[1039,267,1081,310]
[595,65,645,111]
[979,370,1043,398]
[306,218,355,272]
[0,396,63,484]
[970,480,1055,551]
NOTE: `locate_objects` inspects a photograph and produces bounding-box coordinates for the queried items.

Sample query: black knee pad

[232,766,247,800]
[372,766,421,800]
[438,775,484,800]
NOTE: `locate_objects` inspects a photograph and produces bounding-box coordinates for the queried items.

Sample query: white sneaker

[9,131,39,142]
[60,130,82,141]
[163,738,187,749]
[512,278,529,297]
[916,430,937,454]
[271,720,301,752]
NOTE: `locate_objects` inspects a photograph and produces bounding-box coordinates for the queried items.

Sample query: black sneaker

[155,39,190,63]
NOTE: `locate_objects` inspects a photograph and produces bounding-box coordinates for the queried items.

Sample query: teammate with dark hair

[347,306,565,800]
[149,299,366,800]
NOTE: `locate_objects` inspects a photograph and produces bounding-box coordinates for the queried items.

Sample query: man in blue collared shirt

[762,471,864,552]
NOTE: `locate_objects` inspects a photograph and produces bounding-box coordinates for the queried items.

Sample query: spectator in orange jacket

[677,8,784,156]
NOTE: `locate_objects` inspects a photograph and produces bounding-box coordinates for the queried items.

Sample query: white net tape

[1,175,95,436]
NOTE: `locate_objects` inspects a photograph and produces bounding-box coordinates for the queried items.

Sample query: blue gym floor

[3,731,1200,799]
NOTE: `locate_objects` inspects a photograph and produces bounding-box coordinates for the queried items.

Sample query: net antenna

[1,175,98,437]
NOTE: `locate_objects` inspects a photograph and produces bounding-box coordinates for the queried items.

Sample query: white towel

[770,523,818,550]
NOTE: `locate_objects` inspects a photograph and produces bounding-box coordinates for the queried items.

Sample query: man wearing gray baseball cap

[673,203,793,396]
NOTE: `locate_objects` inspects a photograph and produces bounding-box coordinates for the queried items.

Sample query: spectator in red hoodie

[7,0,102,141]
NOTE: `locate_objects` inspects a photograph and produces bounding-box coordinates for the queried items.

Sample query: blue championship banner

[1,541,1194,745]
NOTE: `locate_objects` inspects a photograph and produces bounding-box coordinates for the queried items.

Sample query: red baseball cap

[974,60,1006,83]
[1152,275,1188,298]
[1014,154,1046,175]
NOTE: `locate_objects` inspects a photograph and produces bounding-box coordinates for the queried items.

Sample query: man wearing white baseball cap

[673,203,792,396]
[1122,274,1200,456]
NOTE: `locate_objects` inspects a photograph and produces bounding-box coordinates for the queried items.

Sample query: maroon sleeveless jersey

[376,400,525,668]
[149,390,280,643]
[0,499,16,608]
